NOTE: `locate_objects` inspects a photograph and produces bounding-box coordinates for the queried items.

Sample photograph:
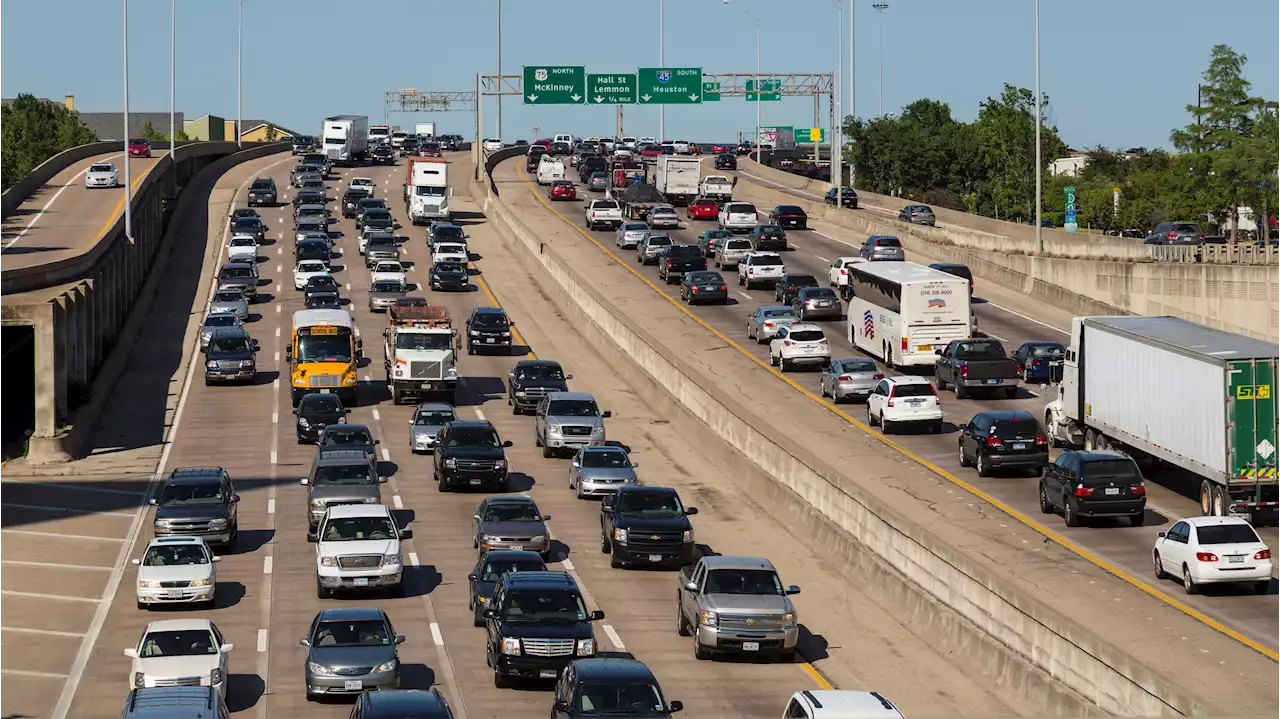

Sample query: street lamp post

[659,0,665,144]
[1034,0,1042,252]
[872,2,888,117]
[829,0,843,208]
[849,0,855,189]
[746,10,761,163]
[122,0,132,241]
[496,0,502,140]
[170,0,175,153]
[237,0,244,147]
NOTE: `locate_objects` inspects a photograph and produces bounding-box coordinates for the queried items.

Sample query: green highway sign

[746,78,782,102]
[792,127,827,143]
[523,65,587,105]
[587,73,637,104]
[702,79,722,102]
[637,67,703,104]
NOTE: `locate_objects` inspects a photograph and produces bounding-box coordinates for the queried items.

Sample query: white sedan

[483,138,504,152]
[85,161,118,188]
[371,260,407,286]
[132,536,220,610]
[768,322,831,372]
[293,260,331,290]
[123,618,232,697]
[1153,516,1273,595]
[431,242,468,265]
[226,234,260,263]
[349,177,376,195]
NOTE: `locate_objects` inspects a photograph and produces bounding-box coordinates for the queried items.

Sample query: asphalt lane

[496,155,1279,652]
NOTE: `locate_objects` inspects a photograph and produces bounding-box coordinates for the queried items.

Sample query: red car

[639,144,661,158]
[687,197,719,221]
[128,138,152,158]
[711,144,728,154]
[533,139,552,150]
[549,180,576,201]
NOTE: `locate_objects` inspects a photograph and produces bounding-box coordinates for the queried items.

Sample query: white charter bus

[845,261,972,368]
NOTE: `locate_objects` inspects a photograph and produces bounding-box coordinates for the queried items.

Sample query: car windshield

[777,206,804,214]
[577,683,666,715]
[160,482,224,507]
[204,315,238,327]
[413,410,455,426]
[446,427,500,448]
[416,186,447,197]
[503,589,588,623]
[727,204,755,214]
[482,558,546,581]
[374,264,403,273]
[1172,223,1203,234]
[471,313,508,329]
[483,503,542,522]
[230,237,256,247]
[1029,344,1065,357]
[582,450,630,468]
[220,267,253,282]
[704,569,784,595]
[208,337,250,354]
[803,288,837,300]
[751,256,783,266]
[990,418,1038,439]
[952,341,1005,359]
[89,165,114,174]
[758,226,785,238]
[1080,459,1141,481]
[548,400,599,417]
[788,330,825,342]
[365,210,392,222]
[432,227,465,241]
[687,272,721,284]
[872,237,902,248]
[295,335,352,364]
[705,230,731,239]
[394,333,452,351]
[297,262,327,273]
[322,517,395,541]
[435,244,465,255]
[312,620,391,647]
[144,544,209,566]
[322,430,372,447]
[762,308,796,320]
[593,201,619,209]
[139,630,217,658]
[726,239,752,250]
[617,491,683,516]
[313,464,374,486]
[250,181,272,191]
[891,383,934,398]
[622,223,647,232]
[212,291,243,303]
[300,395,343,413]
[307,277,338,290]
[646,236,672,246]
[435,262,466,273]
[517,365,564,382]
[372,281,403,293]
[1197,524,1262,545]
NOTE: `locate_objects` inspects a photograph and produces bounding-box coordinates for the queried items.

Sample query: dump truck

[1043,316,1279,521]
[383,305,460,404]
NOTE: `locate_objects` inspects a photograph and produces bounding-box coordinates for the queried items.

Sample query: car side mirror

[542,514,552,521]
[291,409,299,415]
[483,608,497,619]
[934,349,943,355]
[220,643,234,653]
[571,458,581,467]
[590,610,605,621]
[299,477,309,485]
[502,440,513,448]
[148,498,158,505]
[399,527,412,539]
[565,373,574,380]
[601,505,614,514]
[601,410,612,418]
[554,700,570,712]
[345,409,352,414]
[211,556,222,562]
[123,648,138,658]
[684,581,699,592]
[231,495,240,503]
[394,634,406,645]
[684,507,698,516]
[1157,531,1167,539]
[786,585,801,595]
[669,700,684,713]
[298,637,310,646]
[307,530,318,543]
[131,558,141,565]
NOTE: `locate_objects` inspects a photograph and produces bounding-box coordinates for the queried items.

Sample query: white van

[554,133,574,147]
[537,154,566,185]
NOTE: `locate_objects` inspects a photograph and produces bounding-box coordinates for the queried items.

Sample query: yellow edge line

[512,165,1280,663]
[800,661,835,690]
[93,166,153,241]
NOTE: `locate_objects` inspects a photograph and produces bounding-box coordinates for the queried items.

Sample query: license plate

[469,479,482,485]
[354,577,370,587]
[320,389,331,394]
[742,642,760,652]
[486,337,495,343]
[1012,442,1026,450]
[165,590,184,599]
[344,680,363,690]
[539,669,559,679]
[1104,487,1119,496]
[509,545,524,551]
[907,399,923,405]
[985,378,998,384]
[649,554,662,562]
[1229,555,1244,563]
[804,347,814,353]
[917,345,932,351]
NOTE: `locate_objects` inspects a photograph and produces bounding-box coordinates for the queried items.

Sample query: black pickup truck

[656,244,707,284]
[933,338,1020,399]
[600,486,698,569]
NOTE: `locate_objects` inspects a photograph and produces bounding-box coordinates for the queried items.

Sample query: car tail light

[818,339,828,345]
[840,268,848,276]
[1030,359,1041,368]
[1035,434,1048,445]
[1130,483,1146,495]
[1196,234,1204,239]
[1196,551,1219,562]
[886,399,895,407]
[783,340,793,346]
[900,338,908,351]
[1074,486,1094,498]
[1167,232,1178,240]
[718,285,727,291]
[763,321,774,328]
[960,365,969,377]
[1254,549,1271,560]
[872,373,884,380]
[838,375,853,381]
[985,436,1003,447]
[666,260,674,268]
[691,286,699,293]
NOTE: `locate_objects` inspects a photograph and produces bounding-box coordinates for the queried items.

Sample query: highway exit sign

[523,66,586,105]
[746,78,782,102]
[587,73,637,104]
[792,128,826,143]
[637,67,703,104]
[702,79,722,102]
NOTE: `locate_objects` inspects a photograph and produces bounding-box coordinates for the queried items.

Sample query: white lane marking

[3,669,70,679]
[11,481,143,496]
[737,291,753,300]
[381,448,391,461]
[276,264,282,273]
[2,151,128,249]
[0,560,112,571]
[602,624,626,650]
[257,629,269,652]
[272,411,279,424]
[275,283,281,293]
[984,301,1071,335]
[429,622,444,646]
[267,498,276,514]
[361,374,370,382]
[354,326,361,337]
[813,255,830,262]
[0,590,99,603]
[273,378,280,390]
[408,552,419,566]
[277,247,282,255]
[345,283,351,291]
[263,556,273,575]
[275,327,281,337]
[0,503,134,518]
[270,450,278,465]
[1,626,87,638]
[276,305,281,314]
[1,529,125,542]
[273,351,280,363]
[371,409,380,420]
[393,494,404,509]
[561,558,574,571]
[474,408,486,421]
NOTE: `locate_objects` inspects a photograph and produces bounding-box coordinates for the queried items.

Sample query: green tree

[1,94,98,189]
[264,123,279,142]
[138,121,189,144]
[968,84,1068,222]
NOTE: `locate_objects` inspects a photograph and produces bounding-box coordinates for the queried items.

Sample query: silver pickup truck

[676,555,800,661]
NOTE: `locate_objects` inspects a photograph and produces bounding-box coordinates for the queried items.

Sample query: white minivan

[554,133,574,147]
[537,154,566,185]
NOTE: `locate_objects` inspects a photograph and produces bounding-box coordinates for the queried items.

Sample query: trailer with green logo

[1044,315,1278,522]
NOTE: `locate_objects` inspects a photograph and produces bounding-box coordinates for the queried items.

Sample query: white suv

[769,323,831,372]
[123,618,233,697]
[866,376,943,434]
[738,252,785,289]
[782,690,905,718]
[315,504,407,598]
[132,537,220,610]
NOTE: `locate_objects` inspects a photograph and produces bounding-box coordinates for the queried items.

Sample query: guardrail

[1150,243,1278,265]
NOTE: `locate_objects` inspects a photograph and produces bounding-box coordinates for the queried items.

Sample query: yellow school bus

[288,309,359,405]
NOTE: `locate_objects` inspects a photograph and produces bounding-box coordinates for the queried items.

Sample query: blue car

[1011,341,1065,384]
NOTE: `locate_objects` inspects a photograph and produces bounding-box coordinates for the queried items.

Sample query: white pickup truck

[719,201,759,233]
[314,504,405,598]
[585,199,624,230]
[737,252,785,289]
[698,175,733,202]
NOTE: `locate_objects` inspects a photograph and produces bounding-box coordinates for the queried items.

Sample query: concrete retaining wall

[471,168,1209,717]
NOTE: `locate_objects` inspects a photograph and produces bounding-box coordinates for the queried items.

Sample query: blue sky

[3,0,1276,150]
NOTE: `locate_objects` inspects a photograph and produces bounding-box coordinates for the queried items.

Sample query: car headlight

[469,330,479,336]
[576,638,595,656]
[547,425,562,435]
[210,668,222,685]
[783,612,797,628]
[395,368,404,377]
[134,672,146,688]
[530,535,546,543]
[613,528,627,543]
[298,418,310,428]
[476,594,488,603]
[206,360,217,368]
[138,580,160,589]
[444,458,456,469]
[307,661,333,675]
[240,360,254,368]
[483,534,501,544]
[319,556,337,567]
[209,518,228,527]
[337,416,347,424]
[493,459,507,470]
[384,552,402,566]
[373,659,398,674]
[699,609,718,627]
[310,498,324,508]
[445,366,458,378]
[154,518,172,527]
[682,529,694,543]
[363,497,378,504]
[515,390,527,397]
[591,426,605,435]
[189,577,213,587]
[502,331,511,337]
[501,637,521,655]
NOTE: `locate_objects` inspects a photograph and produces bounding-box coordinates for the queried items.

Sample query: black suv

[203,328,258,385]
[466,307,514,354]
[774,273,819,304]
[247,177,277,207]
[291,135,317,154]
[371,145,396,165]
[434,420,513,491]
[351,690,454,719]
[824,187,858,208]
[303,276,341,306]
[508,359,571,415]
[553,658,683,718]
[469,550,548,626]
[748,224,788,251]
[1039,450,1147,527]
[151,467,240,550]
[600,486,698,569]
[484,572,604,687]
[317,423,379,459]
[958,410,1048,477]
[656,245,706,284]
[714,153,737,170]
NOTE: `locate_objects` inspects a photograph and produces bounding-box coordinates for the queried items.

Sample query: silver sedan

[569,446,639,499]
[199,312,244,349]
[208,290,249,321]
[746,305,799,343]
[410,403,455,453]
[647,204,680,229]
[820,357,882,403]
[616,222,649,250]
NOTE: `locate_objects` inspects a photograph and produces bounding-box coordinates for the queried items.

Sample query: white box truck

[323,115,369,166]
[415,122,436,138]
[1044,316,1279,520]
[654,156,701,207]
[405,157,452,224]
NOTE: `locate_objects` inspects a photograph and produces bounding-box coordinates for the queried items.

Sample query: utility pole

[122,0,132,241]
[872,3,888,116]
[496,0,502,140]
[169,0,175,152]
[659,0,665,144]
[1034,0,1043,253]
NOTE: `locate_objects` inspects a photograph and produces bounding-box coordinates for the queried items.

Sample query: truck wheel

[692,636,712,661]
[955,383,968,400]
[1083,429,1097,451]
[542,442,553,459]
[1199,480,1214,515]
[935,375,948,391]
[1211,485,1226,516]
[610,553,623,569]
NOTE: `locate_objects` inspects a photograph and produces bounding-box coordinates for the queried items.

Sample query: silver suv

[301,449,384,534]
[859,235,905,262]
[535,391,610,458]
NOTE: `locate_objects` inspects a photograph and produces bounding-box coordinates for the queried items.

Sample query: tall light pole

[872,2,888,117]
[170,0,175,152]
[122,0,132,241]
[1034,0,1042,253]
[829,0,843,207]
[659,0,665,144]
[496,0,502,140]
[236,0,244,147]
[849,0,855,189]
[746,9,761,163]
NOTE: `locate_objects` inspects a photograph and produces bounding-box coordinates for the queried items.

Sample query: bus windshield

[295,334,353,363]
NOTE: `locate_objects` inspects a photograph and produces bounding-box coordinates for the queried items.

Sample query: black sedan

[371,145,396,165]
[714,153,737,170]
[824,187,858,208]
[293,189,327,207]
[768,205,808,229]
[294,392,350,442]
[1011,341,1066,384]
[467,550,547,626]
[748,224,788,251]
[295,239,331,267]
[679,270,729,305]
[429,261,469,291]
[774,273,819,304]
